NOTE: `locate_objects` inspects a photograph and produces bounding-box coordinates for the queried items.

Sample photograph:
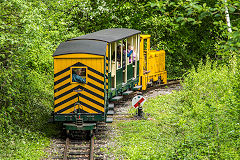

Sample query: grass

[0,118,61,159]
[110,94,183,160]
[109,60,240,159]
[0,130,49,159]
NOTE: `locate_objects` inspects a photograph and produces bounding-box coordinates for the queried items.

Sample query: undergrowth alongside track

[0,128,48,159]
[110,60,240,159]
[0,122,61,159]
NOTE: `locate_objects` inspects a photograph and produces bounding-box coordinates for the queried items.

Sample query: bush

[110,59,240,159]
[0,0,84,158]
[175,60,239,159]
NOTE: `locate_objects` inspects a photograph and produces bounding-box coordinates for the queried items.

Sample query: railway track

[52,127,108,160]
[62,133,94,160]
[53,134,93,160]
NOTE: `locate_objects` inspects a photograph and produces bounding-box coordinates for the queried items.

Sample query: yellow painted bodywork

[54,54,105,114]
[139,35,167,90]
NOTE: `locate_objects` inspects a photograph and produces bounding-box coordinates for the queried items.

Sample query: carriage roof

[53,28,141,57]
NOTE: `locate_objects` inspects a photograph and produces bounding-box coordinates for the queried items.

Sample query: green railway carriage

[52,28,167,131]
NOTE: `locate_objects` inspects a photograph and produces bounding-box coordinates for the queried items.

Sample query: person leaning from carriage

[72,68,86,83]
[123,44,135,64]
[127,44,135,64]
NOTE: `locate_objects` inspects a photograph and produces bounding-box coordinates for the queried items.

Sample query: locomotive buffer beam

[63,122,96,131]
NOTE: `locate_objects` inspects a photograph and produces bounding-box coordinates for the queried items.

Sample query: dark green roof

[71,28,141,42]
[53,40,107,57]
[53,28,141,57]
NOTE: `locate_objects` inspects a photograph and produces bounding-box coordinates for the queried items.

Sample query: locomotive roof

[71,28,141,42]
[53,40,107,57]
[53,28,141,57]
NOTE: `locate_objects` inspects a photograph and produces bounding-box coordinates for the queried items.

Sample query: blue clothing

[127,50,133,57]
[72,74,86,83]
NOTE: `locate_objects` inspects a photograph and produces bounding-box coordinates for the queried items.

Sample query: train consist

[52,28,167,131]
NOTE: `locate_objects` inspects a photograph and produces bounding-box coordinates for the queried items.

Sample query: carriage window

[116,44,121,68]
[122,39,127,69]
[71,67,87,84]
[127,36,139,65]
[117,41,123,69]
[111,41,123,69]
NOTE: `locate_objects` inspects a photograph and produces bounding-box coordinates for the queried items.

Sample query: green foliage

[0,125,49,159]
[110,60,240,159]
[0,0,85,158]
[68,0,239,77]
[177,60,240,159]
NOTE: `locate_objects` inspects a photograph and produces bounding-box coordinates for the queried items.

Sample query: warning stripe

[54,91,104,113]
[106,45,108,93]
[54,75,70,86]
[56,99,100,114]
[61,104,97,114]
[54,74,104,94]
[88,75,104,85]
[54,83,104,101]
[54,61,105,114]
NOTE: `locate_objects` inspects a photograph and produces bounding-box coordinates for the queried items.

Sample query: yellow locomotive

[53,28,167,131]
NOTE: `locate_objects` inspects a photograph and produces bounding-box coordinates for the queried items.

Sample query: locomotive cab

[139,35,167,90]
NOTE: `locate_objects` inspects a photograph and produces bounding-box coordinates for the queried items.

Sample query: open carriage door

[125,35,139,83]
[109,41,124,94]
[134,34,140,79]
[116,41,123,90]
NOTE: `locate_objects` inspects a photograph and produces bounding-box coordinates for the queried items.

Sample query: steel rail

[89,131,94,160]
[63,137,69,160]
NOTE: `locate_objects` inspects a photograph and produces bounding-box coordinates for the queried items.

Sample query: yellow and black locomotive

[53,28,167,131]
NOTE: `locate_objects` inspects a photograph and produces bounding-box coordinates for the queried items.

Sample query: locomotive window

[111,41,124,69]
[71,67,87,84]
